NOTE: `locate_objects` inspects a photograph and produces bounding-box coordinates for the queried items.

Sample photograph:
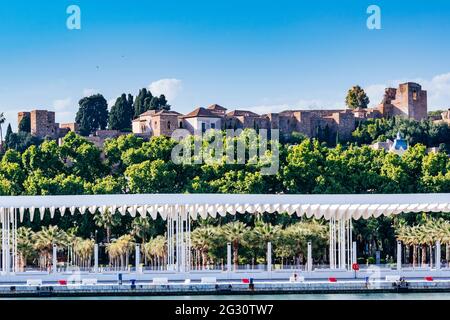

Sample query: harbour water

[3,292,450,300]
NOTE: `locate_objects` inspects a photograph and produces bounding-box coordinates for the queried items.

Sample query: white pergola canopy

[0,193,449,222]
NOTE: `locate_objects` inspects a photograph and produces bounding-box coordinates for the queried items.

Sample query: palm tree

[252,222,281,263]
[0,112,5,150]
[73,238,95,269]
[142,235,167,269]
[220,221,249,269]
[94,208,121,243]
[396,219,450,267]
[131,217,153,244]
[191,226,217,268]
[106,234,134,269]
[33,226,68,269]
[17,227,35,270]
[396,223,419,266]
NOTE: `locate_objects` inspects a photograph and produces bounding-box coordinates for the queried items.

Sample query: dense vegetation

[1,129,450,268]
[0,83,449,268]
[353,117,450,151]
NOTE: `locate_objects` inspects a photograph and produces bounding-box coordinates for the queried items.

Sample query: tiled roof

[226,110,260,117]
[207,104,227,111]
[182,107,222,118]
[138,110,180,117]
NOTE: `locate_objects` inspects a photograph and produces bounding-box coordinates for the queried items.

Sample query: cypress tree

[18,113,31,133]
[108,93,134,131]
[134,88,153,117]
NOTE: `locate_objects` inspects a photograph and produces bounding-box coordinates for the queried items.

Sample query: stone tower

[30,110,59,139]
[391,82,428,121]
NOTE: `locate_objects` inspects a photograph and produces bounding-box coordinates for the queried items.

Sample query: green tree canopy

[108,93,134,131]
[133,88,153,118]
[345,85,370,109]
[75,94,109,136]
[19,114,31,133]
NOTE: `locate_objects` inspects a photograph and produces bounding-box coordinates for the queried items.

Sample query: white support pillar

[352,241,357,265]
[267,242,272,272]
[307,241,312,272]
[397,241,402,271]
[227,243,232,272]
[1,208,5,274]
[329,217,335,269]
[135,244,141,273]
[94,244,99,273]
[436,241,441,271]
[2,208,11,275]
[446,244,450,264]
[52,245,58,273]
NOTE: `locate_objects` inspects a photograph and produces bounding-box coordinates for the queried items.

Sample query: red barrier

[242,278,250,284]
[58,280,67,285]
[328,277,337,282]
[425,276,433,281]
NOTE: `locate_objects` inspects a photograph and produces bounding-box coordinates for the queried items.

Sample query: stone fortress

[132,82,429,142]
[18,82,441,145]
[17,110,78,140]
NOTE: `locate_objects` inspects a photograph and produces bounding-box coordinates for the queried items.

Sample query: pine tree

[345,85,370,109]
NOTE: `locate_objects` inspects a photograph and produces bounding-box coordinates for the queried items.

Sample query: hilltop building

[17,110,79,139]
[435,109,450,125]
[18,82,429,145]
[131,82,428,142]
[361,82,428,121]
[370,132,409,155]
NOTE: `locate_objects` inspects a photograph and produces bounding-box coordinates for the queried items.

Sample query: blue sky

[1,0,450,130]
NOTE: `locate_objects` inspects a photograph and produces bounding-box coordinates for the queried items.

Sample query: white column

[52,245,58,273]
[307,241,312,272]
[397,241,402,271]
[227,243,232,272]
[352,241,357,265]
[338,219,345,269]
[436,241,441,271]
[135,244,141,273]
[94,244,99,273]
[446,244,450,264]
[329,218,335,269]
[1,208,5,274]
[267,242,272,272]
[4,209,10,275]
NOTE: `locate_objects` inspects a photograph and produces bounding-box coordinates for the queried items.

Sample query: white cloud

[365,72,450,110]
[364,84,387,107]
[107,98,117,109]
[422,73,450,109]
[82,88,98,97]
[50,97,77,124]
[52,97,72,112]
[148,79,182,101]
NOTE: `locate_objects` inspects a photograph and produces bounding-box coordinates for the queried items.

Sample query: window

[201,122,206,132]
[413,90,418,101]
[167,121,171,129]
[211,123,216,129]
[179,121,183,128]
